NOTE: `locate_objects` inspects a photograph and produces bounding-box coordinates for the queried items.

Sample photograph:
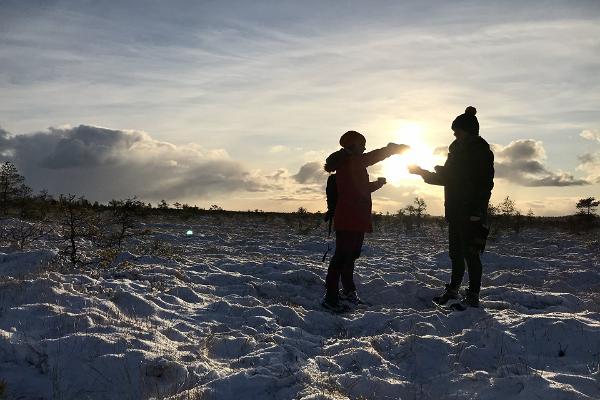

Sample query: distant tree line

[0,162,257,268]
[367,194,600,235]
[0,161,598,265]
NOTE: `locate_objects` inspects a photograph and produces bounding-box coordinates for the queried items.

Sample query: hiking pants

[448,219,482,293]
[325,230,364,299]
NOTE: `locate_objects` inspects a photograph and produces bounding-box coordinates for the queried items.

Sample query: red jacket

[325,147,395,232]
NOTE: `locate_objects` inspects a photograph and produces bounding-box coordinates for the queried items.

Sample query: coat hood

[324,148,350,173]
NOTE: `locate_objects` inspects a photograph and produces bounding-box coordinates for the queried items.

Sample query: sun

[380,123,442,186]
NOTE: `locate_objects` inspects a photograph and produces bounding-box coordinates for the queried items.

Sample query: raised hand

[387,143,410,154]
[408,164,427,175]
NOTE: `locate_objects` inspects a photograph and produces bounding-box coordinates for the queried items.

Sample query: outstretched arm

[360,143,410,167]
[408,165,446,186]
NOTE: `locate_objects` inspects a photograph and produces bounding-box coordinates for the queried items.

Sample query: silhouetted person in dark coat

[323,131,409,312]
[409,106,494,307]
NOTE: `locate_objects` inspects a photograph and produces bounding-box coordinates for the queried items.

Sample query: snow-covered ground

[0,215,599,399]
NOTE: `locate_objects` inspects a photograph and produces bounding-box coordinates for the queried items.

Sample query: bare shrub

[56,194,97,266]
[103,197,149,249]
[134,239,185,262]
[0,218,53,250]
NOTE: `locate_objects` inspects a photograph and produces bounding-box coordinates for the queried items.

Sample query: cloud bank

[292,161,327,184]
[1,125,273,202]
[2,124,591,214]
[288,139,590,194]
[492,140,588,187]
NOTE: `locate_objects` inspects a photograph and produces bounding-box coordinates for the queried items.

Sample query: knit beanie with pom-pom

[451,106,479,136]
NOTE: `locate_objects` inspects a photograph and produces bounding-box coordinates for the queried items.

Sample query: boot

[433,284,460,305]
[461,288,480,308]
[339,289,362,305]
[322,295,350,313]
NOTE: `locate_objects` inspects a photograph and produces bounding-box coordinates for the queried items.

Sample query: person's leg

[434,220,465,304]
[461,250,482,307]
[448,221,466,290]
[461,220,483,306]
[454,219,482,307]
[340,232,364,293]
[465,250,482,294]
[325,231,355,302]
[325,253,342,301]
[340,262,355,293]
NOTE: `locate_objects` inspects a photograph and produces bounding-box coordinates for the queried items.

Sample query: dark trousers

[448,219,482,293]
[325,230,364,300]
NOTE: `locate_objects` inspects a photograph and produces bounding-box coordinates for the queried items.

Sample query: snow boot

[322,296,350,313]
[460,289,480,308]
[339,289,362,305]
[433,284,460,305]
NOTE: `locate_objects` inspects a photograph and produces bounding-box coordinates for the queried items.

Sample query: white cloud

[492,140,588,187]
[580,130,600,143]
[577,151,600,184]
[0,125,273,202]
[292,161,327,184]
[268,145,289,153]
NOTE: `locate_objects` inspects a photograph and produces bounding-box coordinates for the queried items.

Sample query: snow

[0,216,598,399]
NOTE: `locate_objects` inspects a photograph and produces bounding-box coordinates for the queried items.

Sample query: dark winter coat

[423,135,494,221]
[325,147,395,232]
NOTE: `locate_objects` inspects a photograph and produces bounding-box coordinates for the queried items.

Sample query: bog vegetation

[0,161,598,269]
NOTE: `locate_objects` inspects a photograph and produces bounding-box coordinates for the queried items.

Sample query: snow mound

[0,249,56,277]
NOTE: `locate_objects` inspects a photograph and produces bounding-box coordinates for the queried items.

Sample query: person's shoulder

[448,139,460,152]
[471,136,491,150]
[325,148,351,172]
[476,136,490,145]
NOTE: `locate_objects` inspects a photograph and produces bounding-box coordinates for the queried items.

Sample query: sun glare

[381,123,442,186]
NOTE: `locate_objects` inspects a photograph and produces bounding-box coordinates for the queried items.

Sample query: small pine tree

[576,197,599,216]
[0,161,30,215]
[499,196,516,217]
[413,197,427,219]
[158,200,169,210]
[399,197,428,229]
[526,208,535,225]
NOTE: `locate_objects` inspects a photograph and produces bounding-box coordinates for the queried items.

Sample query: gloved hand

[387,143,410,154]
[377,177,387,185]
[408,164,428,175]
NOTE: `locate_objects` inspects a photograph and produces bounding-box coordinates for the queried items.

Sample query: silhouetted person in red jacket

[410,107,494,308]
[323,131,409,312]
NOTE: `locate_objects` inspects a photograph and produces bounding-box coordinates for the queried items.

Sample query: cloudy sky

[1,0,599,215]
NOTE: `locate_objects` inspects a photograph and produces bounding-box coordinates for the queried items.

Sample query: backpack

[322,173,337,262]
[324,173,337,236]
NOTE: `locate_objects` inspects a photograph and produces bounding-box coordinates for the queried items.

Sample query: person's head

[451,106,479,140]
[339,130,366,154]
